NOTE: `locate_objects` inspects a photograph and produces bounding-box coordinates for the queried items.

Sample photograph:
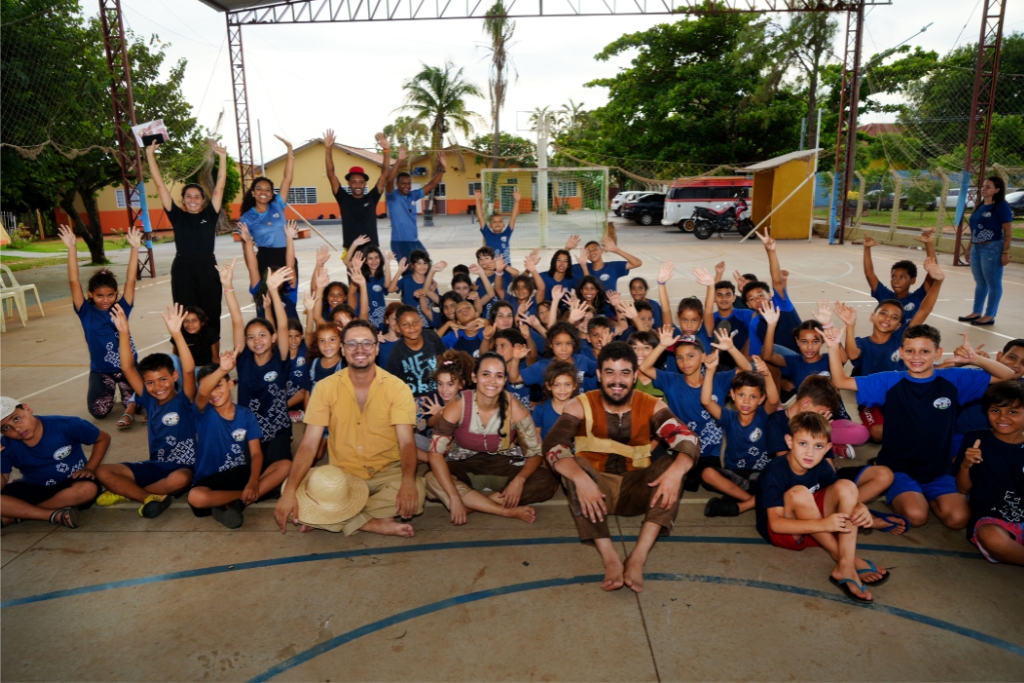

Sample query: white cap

[0,397,18,422]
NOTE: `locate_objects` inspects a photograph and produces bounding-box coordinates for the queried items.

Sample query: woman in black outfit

[146,142,228,337]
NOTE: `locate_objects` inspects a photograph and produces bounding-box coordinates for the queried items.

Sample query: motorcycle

[690,198,755,240]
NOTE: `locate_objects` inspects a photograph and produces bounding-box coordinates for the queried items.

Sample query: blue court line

[0,535,980,610]
[249,572,1024,682]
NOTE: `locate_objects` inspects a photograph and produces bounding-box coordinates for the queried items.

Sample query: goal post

[480,167,609,249]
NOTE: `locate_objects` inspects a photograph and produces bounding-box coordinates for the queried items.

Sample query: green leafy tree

[470,133,536,167]
[383,116,429,155]
[483,1,516,167]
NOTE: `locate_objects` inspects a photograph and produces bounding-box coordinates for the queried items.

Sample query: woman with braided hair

[425,353,559,525]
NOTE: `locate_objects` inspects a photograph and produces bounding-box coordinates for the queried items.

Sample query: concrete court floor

[1,216,1023,682]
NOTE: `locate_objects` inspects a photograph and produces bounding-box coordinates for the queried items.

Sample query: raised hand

[600,235,618,253]
[657,261,674,284]
[218,350,237,373]
[517,297,534,318]
[126,226,143,249]
[217,256,237,287]
[714,261,726,278]
[711,327,735,351]
[469,263,482,276]
[760,300,781,326]
[813,297,834,327]
[58,224,77,249]
[693,266,715,287]
[755,229,776,251]
[210,143,227,156]
[733,269,748,290]
[474,189,483,200]
[432,260,448,273]
[568,299,589,324]
[315,245,330,267]
[350,250,366,271]
[494,254,506,273]
[703,350,720,370]
[822,325,846,350]
[751,355,769,376]
[109,304,129,334]
[303,293,320,312]
[551,284,565,304]
[349,267,366,287]
[512,189,521,202]
[398,145,408,163]
[284,220,299,241]
[657,325,680,348]
[314,267,329,293]
[161,303,186,336]
[607,290,623,307]
[383,250,395,263]
[834,301,857,326]
[323,129,336,148]
[952,333,978,364]
[236,222,252,243]
[273,134,293,150]
[619,299,637,320]
[421,395,444,417]
[565,234,581,250]
[396,257,408,274]
[961,440,983,469]
[512,344,530,360]
[914,228,934,246]
[923,256,945,282]
[374,132,389,150]
[577,247,588,264]
[863,236,877,249]
[351,234,371,250]
[265,267,293,291]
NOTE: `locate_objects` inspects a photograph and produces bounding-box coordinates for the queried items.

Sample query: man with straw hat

[275,320,426,536]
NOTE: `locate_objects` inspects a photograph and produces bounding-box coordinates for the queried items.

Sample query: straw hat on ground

[290,465,369,531]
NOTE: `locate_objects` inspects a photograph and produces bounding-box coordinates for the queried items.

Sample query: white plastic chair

[0,291,17,331]
[0,264,43,328]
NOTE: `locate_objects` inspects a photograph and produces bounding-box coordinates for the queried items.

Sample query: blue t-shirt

[714,308,753,352]
[235,349,292,442]
[398,274,433,323]
[780,354,850,420]
[540,272,578,301]
[386,188,424,242]
[852,335,904,377]
[76,300,136,374]
[870,282,927,325]
[748,290,801,356]
[954,429,1024,537]
[481,225,513,264]
[442,328,484,356]
[507,381,531,410]
[719,406,772,471]
[533,399,563,439]
[251,283,299,322]
[520,354,597,388]
[241,195,288,249]
[286,343,308,399]
[856,367,990,483]
[378,339,397,367]
[661,329,713,374]
[755,453,838,542]
[579,261,629,292]
[306,357,344,392]
[134,389,197,467]
[969,200,1013,244]
[192,403,262,482]
[764,409,791,455]
[651,369,734,459]
[1,416,99,487]
[475,273,502,319]
[353,274,388,330]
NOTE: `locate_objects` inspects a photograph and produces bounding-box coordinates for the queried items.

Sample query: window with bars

[468,182,482,196]
[434,183,446,198]
[558,182,579,198]
[278,187,318,204]
[115,189,142,209]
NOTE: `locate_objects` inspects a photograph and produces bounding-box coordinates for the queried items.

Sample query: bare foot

[360,518,415,537]
[501,505,536,524]
[601,554,625,591]
[299,524,314,533]
[623,556,645,593]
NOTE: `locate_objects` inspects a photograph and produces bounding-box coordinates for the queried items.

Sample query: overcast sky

[102,0,1024,165]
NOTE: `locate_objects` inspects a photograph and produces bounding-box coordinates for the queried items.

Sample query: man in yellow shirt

[275,320,425,536]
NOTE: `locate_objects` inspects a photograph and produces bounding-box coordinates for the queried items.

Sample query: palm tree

[559,99,587,138]
[483,1,516,168]
[528,105,562,135]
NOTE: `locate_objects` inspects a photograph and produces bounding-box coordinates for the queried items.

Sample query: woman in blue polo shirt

[238,135,295,276]
[959,176,1014,326]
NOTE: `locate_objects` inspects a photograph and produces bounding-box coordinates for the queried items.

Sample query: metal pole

[537,117,549,248]
[799,117,807,151]
[807,109,823,241]
[227,17,255,192]
[258,119,265,176]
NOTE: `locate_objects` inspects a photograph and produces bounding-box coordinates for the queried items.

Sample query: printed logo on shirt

[372,284,383,293]
[904,302,916,312]
[295,357,306,367]
[53,445,72,460]
[817,370,831,377]
[231,428,247,442]
[933,397,952,410]
[808,483,821,494]
[891,350,900,362]
[749,428,763,442]
[599,274,610,281]
[983,211,992,218]
[264,371,278,382]
[162,412,180,426]
[200,219,208,224]
[272,213,280,218]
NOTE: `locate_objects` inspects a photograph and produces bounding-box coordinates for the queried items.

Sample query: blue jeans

[970,240,1004,318]
[391,239,427,261]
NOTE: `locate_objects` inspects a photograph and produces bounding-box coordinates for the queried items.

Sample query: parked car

[622,193,667,226]
[662,177,752,230]
[936,187,975,211]
[611,191,647,216]
[862,190,905,211]
[1006,190,1024,218]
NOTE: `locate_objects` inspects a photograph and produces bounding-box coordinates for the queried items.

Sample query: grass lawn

[813,208,1024,238]
[0,255,89,272]
[1,235,174,254]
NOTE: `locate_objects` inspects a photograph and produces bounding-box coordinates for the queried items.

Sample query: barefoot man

[542,342,699,592]
[275,320,426,537]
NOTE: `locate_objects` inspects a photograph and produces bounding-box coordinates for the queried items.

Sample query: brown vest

[574,390,657,472]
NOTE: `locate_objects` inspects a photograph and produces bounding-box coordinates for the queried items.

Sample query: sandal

[869,509,909,535]
[48,507,81,529]
[857,559,891,587]
[116,413,134,430]
[829,576,872,604]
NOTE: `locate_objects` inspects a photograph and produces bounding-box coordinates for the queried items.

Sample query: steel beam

[953,0,1007,265]
[98,0,155,277]
[228,19,257,192]
[829,1,864,245]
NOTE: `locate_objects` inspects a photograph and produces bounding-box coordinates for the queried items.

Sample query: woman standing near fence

[959,176,1014,326]
[145,142,228,337]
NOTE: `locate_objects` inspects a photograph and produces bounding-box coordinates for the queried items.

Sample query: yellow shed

[742,149,820,240]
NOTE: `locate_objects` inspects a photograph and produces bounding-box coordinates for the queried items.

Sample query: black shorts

[2,477,99,508]
[698,464,762,495]
[123,460,192,488]
[190,465,251,517]
[684,457,722,492]
[261,431,293,466]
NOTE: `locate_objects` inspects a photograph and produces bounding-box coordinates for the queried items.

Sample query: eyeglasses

[343,340,377,350]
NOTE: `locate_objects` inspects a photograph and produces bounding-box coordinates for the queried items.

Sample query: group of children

[2,207,1022,600]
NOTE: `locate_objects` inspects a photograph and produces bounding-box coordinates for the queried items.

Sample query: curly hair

[432,349,475,388]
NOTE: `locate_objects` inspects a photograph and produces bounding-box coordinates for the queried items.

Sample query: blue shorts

[390,239,427,261]
[885,472,958,505]
[124,460,191,488]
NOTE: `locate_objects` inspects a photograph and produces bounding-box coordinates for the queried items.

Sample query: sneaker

[289,410,304,423]
[139,494,174,519]
[211,500,244,529]
[96,491,132,507]
[833,444,856,460]
[704,496,740,518]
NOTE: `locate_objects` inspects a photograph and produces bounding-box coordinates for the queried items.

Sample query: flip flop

[856,559,891,587]
[829,576,873,604]
[869,509,910,535]
[116,413,134,430]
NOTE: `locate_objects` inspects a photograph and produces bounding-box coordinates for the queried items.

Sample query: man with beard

[542,342,700,592]
[324,130,391,249]
[274,320,426,537]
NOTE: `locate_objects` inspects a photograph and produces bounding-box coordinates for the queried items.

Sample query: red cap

[345,166,370,181]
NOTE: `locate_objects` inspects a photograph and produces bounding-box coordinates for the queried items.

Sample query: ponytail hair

[86,269,120,302]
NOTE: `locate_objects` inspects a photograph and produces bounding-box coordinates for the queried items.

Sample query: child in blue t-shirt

[95,304,198,519]
[187,352,292,529]
[474,188,520,269]
[862,232,938,324]
[285,318,309,421]
[509,322,597,391]
[756,412,885,604]
[226,261,295,468]
[345,245,392,329]
[575,236,641,293]
[389,249,441,325]
[954,381,1024,566]
[826,322,1014,530]
[699,352,779,517]
[1,397,110,529]
[533,360,580,439]
[304,322,346,462]
[58,224,141,426]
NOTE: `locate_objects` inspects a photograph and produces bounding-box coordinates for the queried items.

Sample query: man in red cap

[324,130,391,249]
